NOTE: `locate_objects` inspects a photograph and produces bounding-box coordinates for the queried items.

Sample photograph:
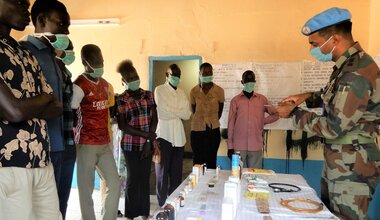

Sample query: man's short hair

[200,62,212,71]
[81,44,101,62]
[242,70,255,80]
[318,20,353,40]
[31,0,68,26]
[169,64,181,75]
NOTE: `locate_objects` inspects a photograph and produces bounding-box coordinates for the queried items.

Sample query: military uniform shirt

[293,42,380,139]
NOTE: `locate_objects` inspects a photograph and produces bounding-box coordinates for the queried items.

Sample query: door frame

[148,55,202,90]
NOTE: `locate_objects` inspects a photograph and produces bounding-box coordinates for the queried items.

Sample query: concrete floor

[66,158,193,220]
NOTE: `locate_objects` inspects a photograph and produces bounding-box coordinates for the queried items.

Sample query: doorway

[149,55,202,155]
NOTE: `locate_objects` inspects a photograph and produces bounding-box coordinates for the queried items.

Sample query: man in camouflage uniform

[277,7,380,219]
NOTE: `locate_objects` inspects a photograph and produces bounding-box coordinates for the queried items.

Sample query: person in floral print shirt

[0,0,63,219]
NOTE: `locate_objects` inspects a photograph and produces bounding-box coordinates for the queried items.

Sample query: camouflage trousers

[321,143,380,219]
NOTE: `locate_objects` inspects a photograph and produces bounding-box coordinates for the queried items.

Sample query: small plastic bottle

[185,178,193,192]
[235,151,243,179]
[178,192,185,207]
[216,165,221,177]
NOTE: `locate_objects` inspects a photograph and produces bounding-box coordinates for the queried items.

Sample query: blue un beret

[301,7,352,36]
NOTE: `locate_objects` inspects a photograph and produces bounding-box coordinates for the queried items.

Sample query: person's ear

[36,14,47,28]
[332,34,341,45]
[82,60,89,70]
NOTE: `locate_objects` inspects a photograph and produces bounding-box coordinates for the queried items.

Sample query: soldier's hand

[227,149,234,160]
[279,92,312,106]
[277,101,296,118]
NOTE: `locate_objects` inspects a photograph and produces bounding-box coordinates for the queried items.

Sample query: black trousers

[190,127,221,169]
[123,151,152,218]
[155,138,184,206]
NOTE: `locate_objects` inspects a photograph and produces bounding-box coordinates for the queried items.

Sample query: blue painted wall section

[72,164,101,190]
[217,156,324,196]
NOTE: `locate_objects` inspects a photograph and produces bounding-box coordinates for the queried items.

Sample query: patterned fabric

[73,74,110,145]
[293,42,380,219]
[61,67,74,147]
[323,143,379,219]
[294,42,380,139]
[190,84,225,131]
[116,89,155,152]
[0,36,52,168]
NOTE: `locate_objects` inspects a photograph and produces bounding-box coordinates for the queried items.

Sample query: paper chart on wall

[254,62,302,130]
[213,62,253,129]
[213,60,334,130]
[300,61,333,116]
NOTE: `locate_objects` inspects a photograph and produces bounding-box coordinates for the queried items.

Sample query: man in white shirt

[154,64,192,206]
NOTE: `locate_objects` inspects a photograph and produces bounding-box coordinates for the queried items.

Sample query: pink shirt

[227,92,278,151]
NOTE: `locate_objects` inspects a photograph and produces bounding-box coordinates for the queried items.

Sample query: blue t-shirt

[20,36,64,152]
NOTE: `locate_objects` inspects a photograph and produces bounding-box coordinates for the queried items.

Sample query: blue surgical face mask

[57,50,75,65]
[168,75,180,87]
[243,82,255,93]
[309,36,335,62]
[124,80,140,91]
[200,75,213,84]
[85,60,104,78]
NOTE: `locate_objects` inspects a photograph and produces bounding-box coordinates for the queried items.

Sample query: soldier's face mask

[309,36,336,62]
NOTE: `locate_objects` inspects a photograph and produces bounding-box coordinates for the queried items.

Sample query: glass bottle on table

[155,209,169,220]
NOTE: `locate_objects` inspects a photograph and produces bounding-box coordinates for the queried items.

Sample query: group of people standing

[0,0,379,219]
[0,0,274,219]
